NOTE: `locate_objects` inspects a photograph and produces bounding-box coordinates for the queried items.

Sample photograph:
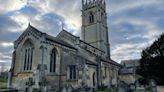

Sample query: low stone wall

[157,86,164,92]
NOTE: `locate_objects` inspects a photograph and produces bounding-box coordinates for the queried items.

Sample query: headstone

[62,87,66,92]
[135,81,140,88]
[7,72,11,88]
[130,84,135,91]
[150,79,157,92]
[118,82,126,92]
[67,85,72,92]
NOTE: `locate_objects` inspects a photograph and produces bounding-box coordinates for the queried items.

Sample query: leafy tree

[137,33,164,85]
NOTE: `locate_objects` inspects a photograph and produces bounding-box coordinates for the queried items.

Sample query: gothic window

[89,12,94,24]
[50,48,57,73]
[23,40,33,71]
[67,65,77,80]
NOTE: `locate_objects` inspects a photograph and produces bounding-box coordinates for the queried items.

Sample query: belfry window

[50,48,56,73]
[23,40,33,71]
[89,12,94,24]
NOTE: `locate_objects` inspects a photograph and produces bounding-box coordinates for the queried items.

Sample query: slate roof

[28,25,77,50]
[100,57,122,67]
[121,59,140,68]
[45,34,77,50]
[119,68,135,75]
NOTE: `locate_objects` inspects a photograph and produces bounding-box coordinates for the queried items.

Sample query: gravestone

[129,83,135,92]
[118,82,127,92]
[62,87,66,92]
[150,79,157,92]
[67,85,72,92]
[25,77,35,92]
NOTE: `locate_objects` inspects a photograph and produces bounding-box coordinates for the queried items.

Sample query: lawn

[96,88,117,92]
[0,82,7,89]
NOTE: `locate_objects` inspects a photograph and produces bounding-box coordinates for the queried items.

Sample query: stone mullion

[51,54,54,72]
[24,49,28,70]
[26,48,29,70]
[30,48,33,70]
[28,47,32,70]
[24,49,27,71]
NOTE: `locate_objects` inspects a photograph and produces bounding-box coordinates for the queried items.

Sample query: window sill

[15,71,33,76]
[47,73,58,76]
[18,71,33,74]
[67,79,78,82]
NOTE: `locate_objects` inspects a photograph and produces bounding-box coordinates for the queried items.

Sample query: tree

[137,33,164,85]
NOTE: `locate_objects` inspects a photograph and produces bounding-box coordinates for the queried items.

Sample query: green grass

[96,88,117,92]
[133,90,150,92]
[0,82,7,89]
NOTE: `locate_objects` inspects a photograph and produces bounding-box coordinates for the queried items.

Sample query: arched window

[89,12,94,23]
[50,48,57,73]
[23,39,33,71]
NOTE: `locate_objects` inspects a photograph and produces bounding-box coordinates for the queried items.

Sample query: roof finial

[28,22,31,26]
[61,22,64,30]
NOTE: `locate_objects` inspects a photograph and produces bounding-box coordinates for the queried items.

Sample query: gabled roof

[121,59,140,68]
[119,68,134,75]
[57,30,104,52]
[15,24,77,50]
[57,29,77,39]
[14,24,43,49]
[45,34,77,50]
[100,57,122,67]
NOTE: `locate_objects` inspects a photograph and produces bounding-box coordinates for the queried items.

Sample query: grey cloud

[0,15,19,32]
[0,0,164,63]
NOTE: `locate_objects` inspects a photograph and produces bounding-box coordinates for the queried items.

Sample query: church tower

[81,0,110,58]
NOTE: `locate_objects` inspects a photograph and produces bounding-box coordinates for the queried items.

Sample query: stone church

[8,0,121,91]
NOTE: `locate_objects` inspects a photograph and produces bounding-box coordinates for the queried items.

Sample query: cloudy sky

[0,0,164,67]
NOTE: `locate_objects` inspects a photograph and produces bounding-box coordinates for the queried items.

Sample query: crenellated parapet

[82,0,106,10]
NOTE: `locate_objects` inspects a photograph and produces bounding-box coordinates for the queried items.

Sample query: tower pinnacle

[82,0,106,10]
